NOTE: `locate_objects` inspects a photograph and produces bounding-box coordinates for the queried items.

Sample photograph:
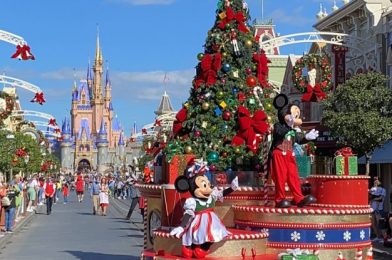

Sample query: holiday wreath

[292,53,333,102]
[0,91,15,127]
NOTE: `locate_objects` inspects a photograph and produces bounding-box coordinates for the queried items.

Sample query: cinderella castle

[59,36,175,174]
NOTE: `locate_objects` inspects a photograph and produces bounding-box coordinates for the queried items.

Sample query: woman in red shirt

[62,183,69,204]
[75,175,84,203]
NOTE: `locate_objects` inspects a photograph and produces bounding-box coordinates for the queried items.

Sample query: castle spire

[118,132,125,146]
[87,60,93,81]
[95,29,103,63]
[105,66,111,87]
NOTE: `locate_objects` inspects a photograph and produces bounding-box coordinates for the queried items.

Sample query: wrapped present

[335,147,357,176]
[296,156,311,178]
[279,249,319,260]
[162,154,196,184]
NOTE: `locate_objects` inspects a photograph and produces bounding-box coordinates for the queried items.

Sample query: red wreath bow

[54,128,61,134]
[142,128,148,135]
[194,53,222,89]
[11,44,35,60]
[154,119,161,126]
[49,118,57,126]
[301,84,327,102]
[253,50,271,87]
[172,108,187,136]
[217,7,249,33]
[231,106,269,153]
[31,92,46,105]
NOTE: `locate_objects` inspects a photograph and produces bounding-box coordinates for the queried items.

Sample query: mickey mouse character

[270,94,318,208]
[170,159,239,258]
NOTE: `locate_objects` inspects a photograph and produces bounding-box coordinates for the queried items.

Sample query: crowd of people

[0,167,144,235]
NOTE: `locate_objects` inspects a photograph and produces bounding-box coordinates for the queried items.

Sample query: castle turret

[60,118,73,171]
[104,67,112,110]
[155,91,174,116]
[117,132,125,170]
[96,119,109,170]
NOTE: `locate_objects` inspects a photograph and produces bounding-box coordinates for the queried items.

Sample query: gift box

[163,154,196,184]
[335,155,357,176]
[296,156,311,178]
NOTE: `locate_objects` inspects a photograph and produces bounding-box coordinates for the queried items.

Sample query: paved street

[0,193,143,260]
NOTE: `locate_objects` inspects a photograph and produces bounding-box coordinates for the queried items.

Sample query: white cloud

[107,0,175,6]
[41,68,84,81]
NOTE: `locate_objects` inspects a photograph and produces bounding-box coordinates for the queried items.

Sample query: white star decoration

[343,231,351,241]
[291,231,301,242]
[360,230,365,240]
[316,230,326,241]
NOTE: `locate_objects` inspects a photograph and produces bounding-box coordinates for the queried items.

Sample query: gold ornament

[234,147,241,154]
[245,40,253,47]
[216,91,224,99]
[202,121,208,128]
[232,70,239,78]
[267,103,272,109]
[219,12,227,20]
[222,52,228,57]
[184,102,190,109]
[202,102,210,111]
[184,146,193,154]
[268,116,272,122]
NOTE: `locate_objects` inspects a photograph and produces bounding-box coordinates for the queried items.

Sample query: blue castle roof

[118,133,125,146]
[112,115,122,132]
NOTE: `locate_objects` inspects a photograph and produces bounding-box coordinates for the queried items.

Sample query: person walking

[370,178,386,242]
[90,179,101,215]
[26,175,38,212]
[43,177,56,215]
[99,178,110,216]
[75,174,84,203]
[2,183,20,233]
[125,173,143,220]
[62,183,69,204]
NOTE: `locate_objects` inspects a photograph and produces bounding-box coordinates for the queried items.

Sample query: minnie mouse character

[170,159,239,258]
[270,94,318,208]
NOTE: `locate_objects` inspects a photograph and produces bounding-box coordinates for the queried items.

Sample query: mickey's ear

[273,94,288,110]
[174,176,190,193]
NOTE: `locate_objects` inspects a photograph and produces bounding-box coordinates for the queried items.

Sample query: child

[63,183,69,204]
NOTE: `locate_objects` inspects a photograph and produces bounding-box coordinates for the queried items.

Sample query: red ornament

[221,78,226,84]
[209,164,217,172]
[238,92,246,102]
[246,76,257,87]
[194,130,201,137]
[245,68,252,75]
[222,111,231,121]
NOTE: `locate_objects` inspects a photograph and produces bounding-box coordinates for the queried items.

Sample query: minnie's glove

[170,226,184,238]
[286,115,294,128]
[230,176,239,191]
[305,129,319,140]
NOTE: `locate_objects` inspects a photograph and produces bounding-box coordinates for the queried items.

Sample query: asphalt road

[0,193,143,260]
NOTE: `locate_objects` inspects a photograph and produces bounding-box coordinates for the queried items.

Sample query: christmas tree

[165,0,275,172]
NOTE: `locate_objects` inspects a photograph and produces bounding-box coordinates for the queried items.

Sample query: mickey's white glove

[285,115,294,128]
[170,226,184,238]
[231,176,239,191]
[305,129,319,140]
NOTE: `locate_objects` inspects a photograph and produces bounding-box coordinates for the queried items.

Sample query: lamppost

[24,154,30,178]
[6,134,15,183]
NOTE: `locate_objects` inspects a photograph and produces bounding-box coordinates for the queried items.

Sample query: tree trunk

[365,153,372,176]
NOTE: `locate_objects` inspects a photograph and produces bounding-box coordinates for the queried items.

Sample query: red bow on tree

[31,92,46,105]
[142,128,148,135]
[154,119,161,126]
[217,6,249,33]
[301,84,327,102]
[49,118,57,126]
[11,44,35,60]
[194,53,222,89]
[253,50,271,87]
[172,108,187,136]
[231,106,269,153]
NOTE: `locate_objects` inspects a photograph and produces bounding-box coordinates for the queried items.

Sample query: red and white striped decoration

[267,241,371,250]
[307,175,370,180]
[232,205,373,215]
[154,230,268,240]
[366,246,373,260]
[143,198,148,249]
[355,248,363,260]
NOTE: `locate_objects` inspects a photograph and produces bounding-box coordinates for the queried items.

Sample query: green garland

[0,92,15,127]
[16,120,36,132]
[292,53,333,93]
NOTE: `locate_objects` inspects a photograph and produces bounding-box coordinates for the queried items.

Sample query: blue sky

[0,0,337,135]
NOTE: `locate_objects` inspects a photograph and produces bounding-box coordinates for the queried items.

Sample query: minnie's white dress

[182,189,231,246]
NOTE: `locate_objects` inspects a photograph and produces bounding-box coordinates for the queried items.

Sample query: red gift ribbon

[217,7,249,33]
[194,53,222,89]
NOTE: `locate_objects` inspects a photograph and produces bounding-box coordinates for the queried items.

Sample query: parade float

[138,1,372,259]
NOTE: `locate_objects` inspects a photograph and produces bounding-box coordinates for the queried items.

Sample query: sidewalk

[0,208,39,249]
[372,240,392,256]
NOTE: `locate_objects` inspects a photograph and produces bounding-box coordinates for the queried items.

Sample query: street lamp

[6,134,15,183]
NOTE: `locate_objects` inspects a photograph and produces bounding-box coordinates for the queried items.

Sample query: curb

[0,209,38,250]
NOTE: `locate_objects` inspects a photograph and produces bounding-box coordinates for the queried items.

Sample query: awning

[358,140,392,164]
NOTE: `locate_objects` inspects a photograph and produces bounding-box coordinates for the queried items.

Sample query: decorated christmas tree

[165,0,275,172]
